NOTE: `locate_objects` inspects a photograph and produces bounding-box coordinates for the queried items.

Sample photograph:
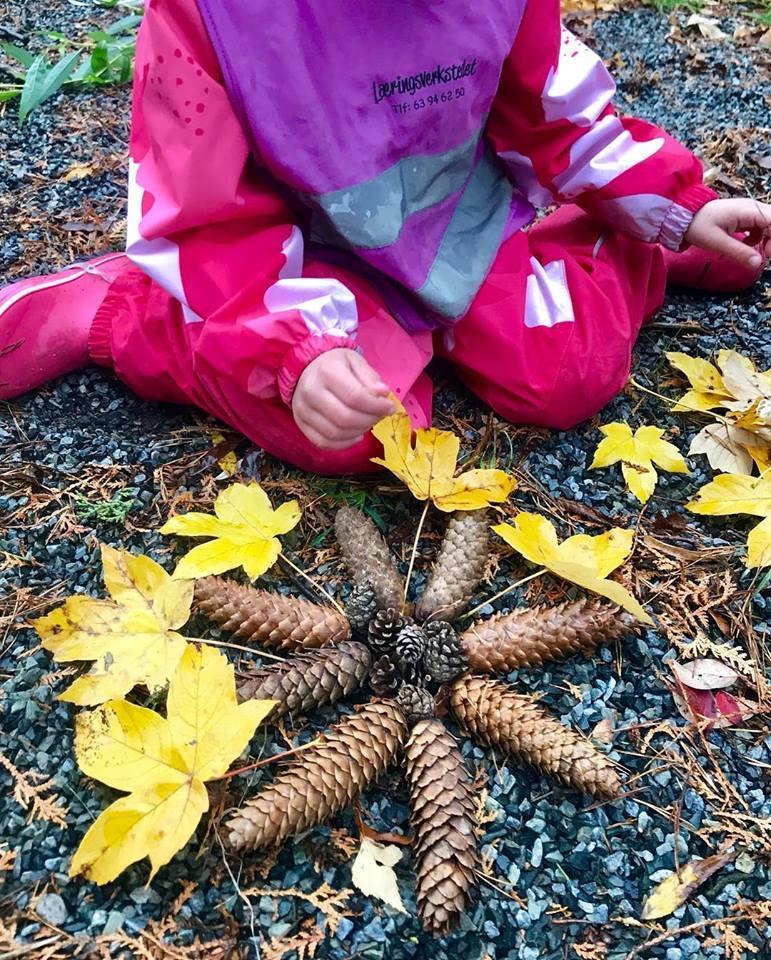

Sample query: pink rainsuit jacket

[128,0,711,409]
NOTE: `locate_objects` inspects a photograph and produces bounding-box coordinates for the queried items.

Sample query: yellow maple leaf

[666,351,730,412]
[371,408,516,511]
[36,546,193,706]
[687,474,771,569]
[160,482,301,580]
[492,513,651,623]
[590,423,688,503]
[70,644,275,884]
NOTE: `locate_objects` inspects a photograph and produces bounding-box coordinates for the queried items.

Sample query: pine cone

[345,581,379,636]
[237,641,371,718]
[368,608,406,655]
[335,507,404,610]
[449,677,622,799]
[460,599,636,675]
[406,719,478,936]
[395,623,426,669]
[369,653,402,698]
[416,510,489,622]
[195,577,349,651]
[396,684,436,724]
[227,702,408,850]
[423,621,468,684]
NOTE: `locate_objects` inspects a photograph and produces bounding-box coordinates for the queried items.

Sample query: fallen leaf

[670,658,739,691]
[591,422,688,503]
[688,422,762,476]
[36,546,193,705]
[350,838,408,914]
[641,849,735,920]
[672,681,747,730]
[62,161,97,180]
[210,431,238,477]
[684,14,727,41]
[160,482,301,580]
[666,351,730,412]
[70,644,275,883]
[591,714,616,744]
[492,513,651,623]
[687,475,771,568]
[371,407,516,511]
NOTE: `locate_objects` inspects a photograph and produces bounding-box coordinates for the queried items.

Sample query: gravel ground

[1,3,771,959]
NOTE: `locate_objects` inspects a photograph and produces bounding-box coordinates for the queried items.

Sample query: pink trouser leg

[438,204,667,431]
[91,263,434,476]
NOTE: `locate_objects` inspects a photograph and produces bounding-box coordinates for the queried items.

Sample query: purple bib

[196,0,532,326]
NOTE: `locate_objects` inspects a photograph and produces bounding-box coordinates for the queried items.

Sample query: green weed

[0,0,142,124]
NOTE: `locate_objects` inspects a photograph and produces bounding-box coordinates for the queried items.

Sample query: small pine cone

[460,599,636,675]
[369,653,402,698]
[237,641,371,718]
[345,581,379,636]
[195,577,349,651]
[228,702,408,850]
[395,623,426,669]
[368,608,405,655]
[335,507,404,610]
[449,677,622,799]
[406,719,478,936]
[423,621,468,685]
[416,510,489,622]
[396,684,436,724]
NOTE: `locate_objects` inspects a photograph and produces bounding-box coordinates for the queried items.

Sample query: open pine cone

[193,506,638,936]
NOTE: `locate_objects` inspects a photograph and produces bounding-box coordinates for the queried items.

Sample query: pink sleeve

[127,0,358,404]
[487,0,717,249]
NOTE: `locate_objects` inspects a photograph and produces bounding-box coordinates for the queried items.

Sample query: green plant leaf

[18,50,80,124]
[0,90,22,102]
[106,14,143,35]
[0,41,36,69]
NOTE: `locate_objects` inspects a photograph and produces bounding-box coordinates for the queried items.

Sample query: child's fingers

[346,351,391,397]
[707,229,763,269]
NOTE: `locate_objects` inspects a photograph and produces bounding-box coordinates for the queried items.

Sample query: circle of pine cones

[193,506,638,937]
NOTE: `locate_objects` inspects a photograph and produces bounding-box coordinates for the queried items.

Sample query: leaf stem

[460,568,546,621]
[402,500,431,612]
[279,553,345,616]
[628,377,730,424]
[184,635,286,662]
[221,737,322,779]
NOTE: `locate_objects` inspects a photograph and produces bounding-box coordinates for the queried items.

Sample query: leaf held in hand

[492,513,651,622]
[590,422,688,503]
[160,482,301,580]
[70,644,275,884]
[641,849,735,920]
[35,545,193,705]
[371,407,516,511]
[350,837,408,914]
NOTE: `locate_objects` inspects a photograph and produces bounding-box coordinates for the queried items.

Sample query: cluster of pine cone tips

[193,507,637,937]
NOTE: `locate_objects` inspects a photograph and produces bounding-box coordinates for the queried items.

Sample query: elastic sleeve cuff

[277,334,359,406]
[658,184,720,251]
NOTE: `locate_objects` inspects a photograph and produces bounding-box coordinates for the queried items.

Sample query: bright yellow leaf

[666,351,729,412]
[641,849,735,920]
[686,474,771,518]
[493,513,651,623]
[71,645,275,883]
[687,474,771,569]
[747,516,771,569]
[35,546,193,706]
[590,422,688,503]
[160,482,301,580]
[371,408,516,511]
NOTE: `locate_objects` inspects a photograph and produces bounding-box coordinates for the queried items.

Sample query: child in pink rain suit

[1,0,769,473]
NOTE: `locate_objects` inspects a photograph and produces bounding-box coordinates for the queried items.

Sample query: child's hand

[685,198,771,269]
[292,348,394,450]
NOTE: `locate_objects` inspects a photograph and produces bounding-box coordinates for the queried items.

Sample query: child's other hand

[292,348,394,450]
[685,198,771,269]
